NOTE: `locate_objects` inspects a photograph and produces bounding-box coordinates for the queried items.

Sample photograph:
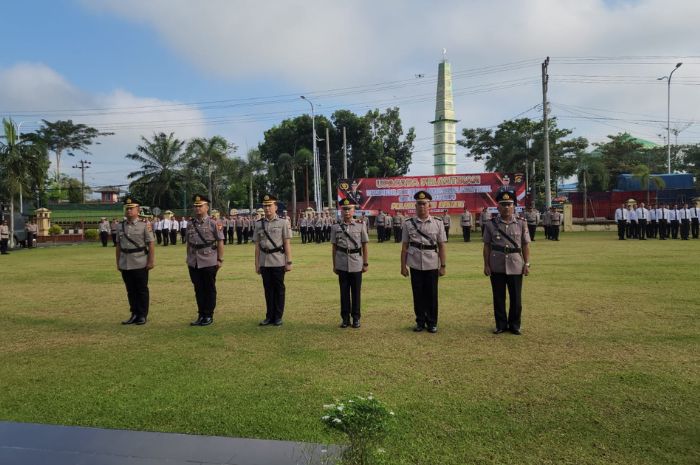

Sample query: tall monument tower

[431,51,459,175]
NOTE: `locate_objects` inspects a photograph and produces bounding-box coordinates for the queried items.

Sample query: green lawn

[1,232,698,464]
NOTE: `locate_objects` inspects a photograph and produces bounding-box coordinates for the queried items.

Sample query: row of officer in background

[615,202,700,240]
[299,211,335,244]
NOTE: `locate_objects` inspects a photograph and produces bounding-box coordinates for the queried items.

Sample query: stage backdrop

[337,173,525,215]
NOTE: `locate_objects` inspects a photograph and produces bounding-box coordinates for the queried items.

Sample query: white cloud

[0,63,207,189]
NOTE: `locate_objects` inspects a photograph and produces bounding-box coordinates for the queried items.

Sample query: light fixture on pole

[301,95,322,212]
[658,62,682,174]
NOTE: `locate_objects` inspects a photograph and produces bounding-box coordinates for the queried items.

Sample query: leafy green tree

[126,132,186,208]
[678,144,700,189]
[29,120,112,182]
[572,152,608,220]
[459,117,587,206]
[632,164,666,205]
[364,107,415,177]
[185,136,236,210]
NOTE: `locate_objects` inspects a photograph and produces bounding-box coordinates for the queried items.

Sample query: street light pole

[301,96,322,212]
[658,62,682,174]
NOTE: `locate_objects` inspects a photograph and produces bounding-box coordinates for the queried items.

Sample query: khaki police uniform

[483,206,531,333]
[401,208,447,331]
[331,218,369,325]
[117,218,155,321]
[0,222,9,254]
[187,212,225,324]
[460,210,472,242]
[99,219,110,247]
[254,212,292,324]
[524,208,539,241]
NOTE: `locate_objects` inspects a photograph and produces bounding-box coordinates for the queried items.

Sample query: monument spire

[431,51,459,175]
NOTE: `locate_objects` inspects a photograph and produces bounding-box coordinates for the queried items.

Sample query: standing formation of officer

[400,191,447,333]
[116,195,155,326]
[98,217,110,247]
[616,202,699,240]
[483,189,530,335]
[254,195,293,326]
[331,199,369,328]
[186,194,225,326]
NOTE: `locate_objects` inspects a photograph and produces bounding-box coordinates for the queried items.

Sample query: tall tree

[185,136,236,209]
[30,120,112,182]
[459,117,588,206]
[0,118,49,244]
[632,164,666,205]
[126,132,186,208]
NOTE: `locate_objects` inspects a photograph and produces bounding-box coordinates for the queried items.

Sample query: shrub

[48,225,63,236]
[322,395,395,465]
[84,229,99,240]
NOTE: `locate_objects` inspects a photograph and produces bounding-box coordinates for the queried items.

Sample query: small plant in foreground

[322,395,395,465]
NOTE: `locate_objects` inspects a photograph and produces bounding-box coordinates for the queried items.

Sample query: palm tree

[126,132,186,208]
[632,164,666,205]
[278,148,314,225]
[574,152,608,222]
[0,118,49,245]
[185,136,232,208]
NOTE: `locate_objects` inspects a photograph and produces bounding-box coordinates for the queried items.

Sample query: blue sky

[2,0,699,190]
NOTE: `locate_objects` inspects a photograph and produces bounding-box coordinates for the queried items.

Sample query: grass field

[1,232,698,464]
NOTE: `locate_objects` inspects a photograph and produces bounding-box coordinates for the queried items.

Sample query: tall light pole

[301,95,322,212]
[658,62,682,174]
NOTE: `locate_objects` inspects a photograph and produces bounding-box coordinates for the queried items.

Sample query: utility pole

[72,159,91,204]
[342,126,348,179]
[541,56,552,208]
[326,127,332,208]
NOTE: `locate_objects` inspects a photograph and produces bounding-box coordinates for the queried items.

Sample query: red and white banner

[337,173,525,215]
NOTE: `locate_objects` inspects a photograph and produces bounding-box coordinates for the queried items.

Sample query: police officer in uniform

[483,189,531,335]
[187,194,225,326]
[331,199,369,328]
[524,206,539,241]
[99,217,110,247]
[116,196,155,325]
[393,211,404,243]
[549,207,562,241]
[690,201,700,239]
[460,207,472,242]
[401,191,447,333]
[255,195,293,326]
[0,220,9,254]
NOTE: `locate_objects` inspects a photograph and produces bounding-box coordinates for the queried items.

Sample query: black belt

[260,246,284,254]
[409,241,437,251]
[491,244,521,254]
[120,247,146,254]
[337,246,361,254]
[191,243,216,250]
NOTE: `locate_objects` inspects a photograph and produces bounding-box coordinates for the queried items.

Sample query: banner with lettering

[337,173,525,215]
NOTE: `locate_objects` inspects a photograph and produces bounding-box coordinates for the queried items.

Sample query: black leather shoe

[273,319,283,326]
[352,320,361,329]
[493,328,506,334]
[122,314,137,325]
[259,319,273,326]
[510,328,522,335]
[134,316,147,325]
[200,317,213,326]
[427,326,437,333]
[413,325,425,332]
[340,321,350,328]
[190,316,204,326]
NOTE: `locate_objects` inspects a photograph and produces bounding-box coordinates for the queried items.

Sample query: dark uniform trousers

[649,220,657,238]
[692,219,699,239]
[617,220,626,240]
[394,226,402,243]
[463,226,472,242]
[162,228,170,246]
[181,228,187,244]
[111,232,118,246]
[338,270,362,322]
[155,230,162,244]
[170,229,178,246]
[227,227,234,244]
[527,224,536,242]
[670,220,679,239]
[121,268,150,318]
[409,268,439,327]
[188,266,218,317]
[315,227,322,243]
[0,238,9,254]
[550,225,560,240]
[638,219,647,239]
[490,273,523,331]
[658,219,668,239]
[236,227,243,244]
[261,266,286,321]
[100,231,109,247]
[680,219,690,240]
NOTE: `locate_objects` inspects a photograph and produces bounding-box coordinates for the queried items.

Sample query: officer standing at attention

[690,200,700,239]
[480,207,490,237]
[524,205,539,241]
[393,210,404,243]
[0,220,9,255]
[549,206,562,241]
[483,189,531,335]
[110,218,119,246]
[116,195,155,325]
[442,212,451,241]
[331,199,369,328]
[401,191,447,333]
[187,194,225,326]
[255,195,293,326]
[636,202,649,240]
[460,207,472,242]
[376,210,386,243]
[99,217,110,247]
[614,203,628,240]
